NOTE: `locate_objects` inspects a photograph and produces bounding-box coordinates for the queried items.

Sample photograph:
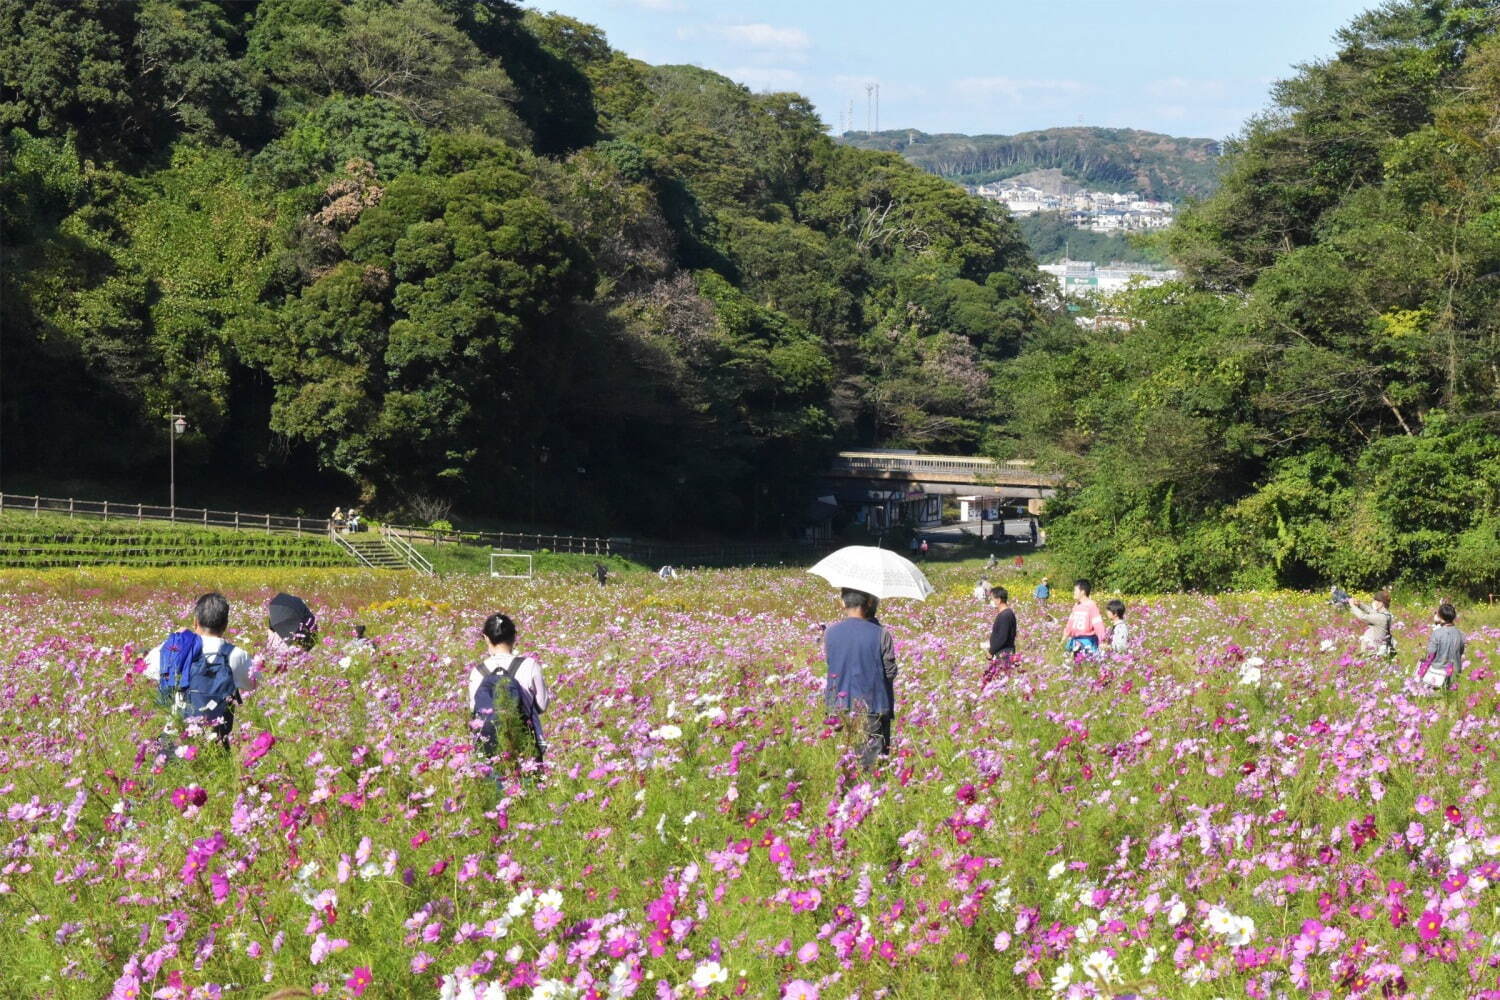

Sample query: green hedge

[0,514,350,568]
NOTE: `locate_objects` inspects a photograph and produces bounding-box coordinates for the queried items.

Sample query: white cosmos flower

[689,961,728,989]
[1049,962,1074,993]
[1081,949,1120,984]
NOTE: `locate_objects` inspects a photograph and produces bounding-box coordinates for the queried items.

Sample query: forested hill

[0,0,1046,534]
[841,127,1222,201]
[999,0,1500,598]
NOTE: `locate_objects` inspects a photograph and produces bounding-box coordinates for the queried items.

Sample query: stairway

[337,534,408,570]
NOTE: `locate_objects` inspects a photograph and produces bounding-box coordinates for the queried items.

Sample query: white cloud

[1145,77,1229,100]
[952,76,1089,106]
[722,66,806,92]
[686,23,811,51]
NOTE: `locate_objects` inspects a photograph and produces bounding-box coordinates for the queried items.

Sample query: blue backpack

[472,656,543,759]
[158,630,239,726]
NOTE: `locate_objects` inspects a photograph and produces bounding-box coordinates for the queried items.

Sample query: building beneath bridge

[807,450,1059,537]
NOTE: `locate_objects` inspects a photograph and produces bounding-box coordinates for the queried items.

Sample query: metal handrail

[329,528,375,569]
[381,525,433,575]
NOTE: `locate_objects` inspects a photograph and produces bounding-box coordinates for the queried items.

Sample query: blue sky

[541,0,1379,140]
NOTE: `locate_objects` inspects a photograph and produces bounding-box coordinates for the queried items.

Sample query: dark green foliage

[2,0,1046,536]
[1017,212,1164,265]
[842,127,1223,201]
[1004,0,1500,597]
[0,514,352,568]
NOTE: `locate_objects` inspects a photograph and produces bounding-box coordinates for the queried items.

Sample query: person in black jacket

[983,586,1018,683]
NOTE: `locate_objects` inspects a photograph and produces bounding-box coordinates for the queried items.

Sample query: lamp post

[168,414,187,514]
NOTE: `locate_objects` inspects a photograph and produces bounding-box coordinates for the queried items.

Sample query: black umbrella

[268,592,317,645]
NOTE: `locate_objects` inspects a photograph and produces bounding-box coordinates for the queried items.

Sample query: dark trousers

[848,712,891,769]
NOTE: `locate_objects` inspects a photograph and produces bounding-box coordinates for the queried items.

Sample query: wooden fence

[0,492,330,535]
[0,492,837,567]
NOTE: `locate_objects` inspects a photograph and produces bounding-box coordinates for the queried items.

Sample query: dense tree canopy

[1000,0,1500,597]
[0,0,1044,532]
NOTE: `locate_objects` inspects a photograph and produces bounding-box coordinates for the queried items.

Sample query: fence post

[69,497,74,519]
[137,503,142,520]
[296,516,302,533]
[202,508,207,526]
[34,494,40,515]
[266,513,271,534]
[103,500,109,521]
[234,511,240,530]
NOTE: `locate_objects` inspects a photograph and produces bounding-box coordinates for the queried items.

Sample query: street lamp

[169,414,187,513]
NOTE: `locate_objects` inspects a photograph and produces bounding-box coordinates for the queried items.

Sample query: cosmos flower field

[2,566,1497,1000]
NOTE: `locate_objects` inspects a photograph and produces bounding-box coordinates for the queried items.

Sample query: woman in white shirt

[468,613,550,764]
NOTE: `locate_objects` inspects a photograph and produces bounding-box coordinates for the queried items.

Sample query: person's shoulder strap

[475,660,494,679]
[502,655,526,682]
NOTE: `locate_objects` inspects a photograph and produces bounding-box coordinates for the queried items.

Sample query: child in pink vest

[1063,578,1109,659]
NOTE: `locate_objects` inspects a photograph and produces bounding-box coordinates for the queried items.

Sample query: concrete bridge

[825,451,1059,494]
[808,451,1060,535]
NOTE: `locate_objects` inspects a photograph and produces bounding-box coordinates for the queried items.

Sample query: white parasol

[807,545,935,601]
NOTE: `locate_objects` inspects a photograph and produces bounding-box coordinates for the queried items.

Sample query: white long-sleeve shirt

[467,653,549,713]
[143,635,258,694]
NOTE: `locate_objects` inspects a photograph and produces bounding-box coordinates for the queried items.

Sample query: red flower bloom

[1446,805,1463,825]
[1417,909,1443,941]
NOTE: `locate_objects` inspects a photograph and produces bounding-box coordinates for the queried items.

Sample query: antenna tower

[865,83,874,132]
[875,83,880,133]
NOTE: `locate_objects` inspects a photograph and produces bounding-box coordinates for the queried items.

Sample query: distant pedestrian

[919,538,929,560]
[1033,576,1052,617]
[983,586,1018,683]
[1105,599,1128,653]
[1013,554,1025,571]
[468,613,549,775]
[331,507,345,531]
[1418,603,1465,690]
[1062,578,1108,661]
[1029,518,1040,546]
[594,562,609,587]
[823,588,897,770]
[973,577,991,602]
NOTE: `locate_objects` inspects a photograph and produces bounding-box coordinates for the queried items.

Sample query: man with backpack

[142,592,257,749]
[468,613,549,782]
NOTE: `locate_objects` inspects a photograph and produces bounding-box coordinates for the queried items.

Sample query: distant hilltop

[838,127,1222,203]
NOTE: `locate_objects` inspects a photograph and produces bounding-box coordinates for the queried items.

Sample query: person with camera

[1345,589,1396,658]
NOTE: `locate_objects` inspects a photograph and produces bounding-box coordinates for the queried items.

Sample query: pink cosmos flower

[345,967,372,997]
[244,731,276,766]
[796,941,819,964]
[1418,909,1443,941]
[309,932,349,965]
[533,907,563,933]
[783,980,819,1000]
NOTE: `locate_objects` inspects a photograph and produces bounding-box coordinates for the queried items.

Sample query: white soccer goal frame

[489,552,534,579]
